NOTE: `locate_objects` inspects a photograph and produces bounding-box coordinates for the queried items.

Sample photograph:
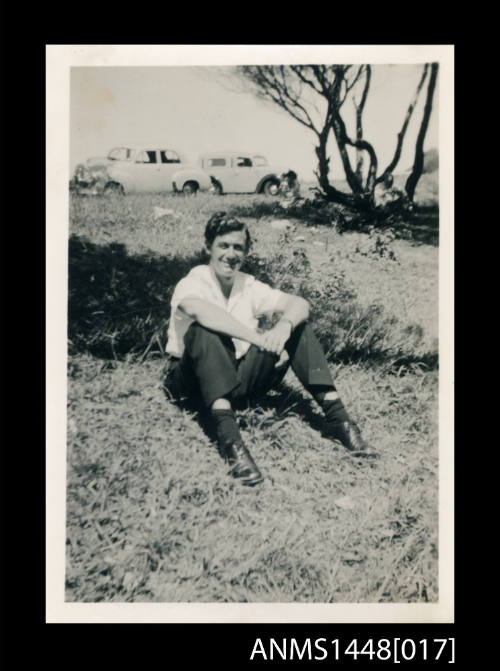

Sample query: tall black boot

[320,397,378,457]
[325,420,377,456]
[223,440,264,486]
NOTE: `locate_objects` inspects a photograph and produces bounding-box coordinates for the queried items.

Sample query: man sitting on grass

[164,211,375,486]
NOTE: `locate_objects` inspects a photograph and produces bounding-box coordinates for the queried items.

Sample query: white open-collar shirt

[166,264,286,359]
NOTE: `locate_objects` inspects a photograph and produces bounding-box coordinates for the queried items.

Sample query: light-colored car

[70,145,213,195]
[199,151,298,195]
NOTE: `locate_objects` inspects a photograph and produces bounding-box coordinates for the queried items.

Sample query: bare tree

[238,64,435,210]
[405,63,439,202]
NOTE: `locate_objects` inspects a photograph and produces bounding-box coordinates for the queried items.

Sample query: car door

[227,156,257,193]
[202,156,233,192]
[157,149,182,191]
[132,149,163,192]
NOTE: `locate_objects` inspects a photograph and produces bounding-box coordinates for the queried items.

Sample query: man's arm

[178,297,266,350]
[260,293,310,355]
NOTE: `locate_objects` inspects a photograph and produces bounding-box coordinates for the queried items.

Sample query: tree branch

[243,66,319,133]
[277,68,320,131]
[290,65,324,94]
[311,65,329,95]
[405,63,439,201]
[338,66,354,106]
[332,109,378,195]
[346,65,365,95]
[359,64,371,111]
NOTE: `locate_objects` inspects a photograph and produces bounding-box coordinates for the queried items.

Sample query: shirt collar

[206,264,244,307]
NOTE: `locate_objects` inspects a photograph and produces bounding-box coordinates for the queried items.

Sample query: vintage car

[199,151,299,195]
[70,145,213,195]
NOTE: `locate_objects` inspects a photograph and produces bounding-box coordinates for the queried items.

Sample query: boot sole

[230,471,265,486]
[241,475,264,486]
[227,466,264,485]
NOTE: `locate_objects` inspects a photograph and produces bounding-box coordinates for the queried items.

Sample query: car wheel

[104,182,125,195]
[182,181,198,195]
[262,179,280,196]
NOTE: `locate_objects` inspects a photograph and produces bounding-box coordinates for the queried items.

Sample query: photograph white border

[46,44,454,623]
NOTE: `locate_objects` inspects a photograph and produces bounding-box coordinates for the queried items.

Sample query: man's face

[206,230,248,283]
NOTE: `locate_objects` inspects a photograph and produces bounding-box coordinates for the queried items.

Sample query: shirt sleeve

[170,275,204,317]
[250,278,287,317]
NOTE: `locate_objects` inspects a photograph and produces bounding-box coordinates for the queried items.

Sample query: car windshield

[253,155,268,167]
[107,147,135,161]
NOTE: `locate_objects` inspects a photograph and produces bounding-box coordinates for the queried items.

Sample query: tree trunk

[314,132,353,207]
[314,127,369,208]
[326,71,363,196]
[315,128,332,195]
[332,116,364,194]
[331,110,378,207]
[405,63,438,202]
[355,107,363,182]
[354,65,371,184]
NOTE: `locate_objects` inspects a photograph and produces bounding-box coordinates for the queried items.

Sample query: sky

[70,64,438,182]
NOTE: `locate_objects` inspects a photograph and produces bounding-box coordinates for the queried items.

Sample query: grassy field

[66,190,439,603]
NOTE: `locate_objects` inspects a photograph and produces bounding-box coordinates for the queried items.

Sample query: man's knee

[245,345,280,373]
[183,323,235,364]
[185,322,210,340]
[185,322,228,348]
[285,320,310,349]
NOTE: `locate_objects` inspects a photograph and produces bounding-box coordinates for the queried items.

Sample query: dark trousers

[165,322,335,409]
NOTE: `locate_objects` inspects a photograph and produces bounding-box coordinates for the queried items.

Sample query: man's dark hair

[204,211,251,250]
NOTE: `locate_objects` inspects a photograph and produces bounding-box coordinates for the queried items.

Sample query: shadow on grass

[389,351,439,372]
[256,382,325,431]
[386,206,439,246]
[69,233,438,370]
[230,199,439,246]
[68,235,206,360]
[162,378,325,456]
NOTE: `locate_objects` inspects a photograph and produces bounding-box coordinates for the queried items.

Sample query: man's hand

[260,320,293,355]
